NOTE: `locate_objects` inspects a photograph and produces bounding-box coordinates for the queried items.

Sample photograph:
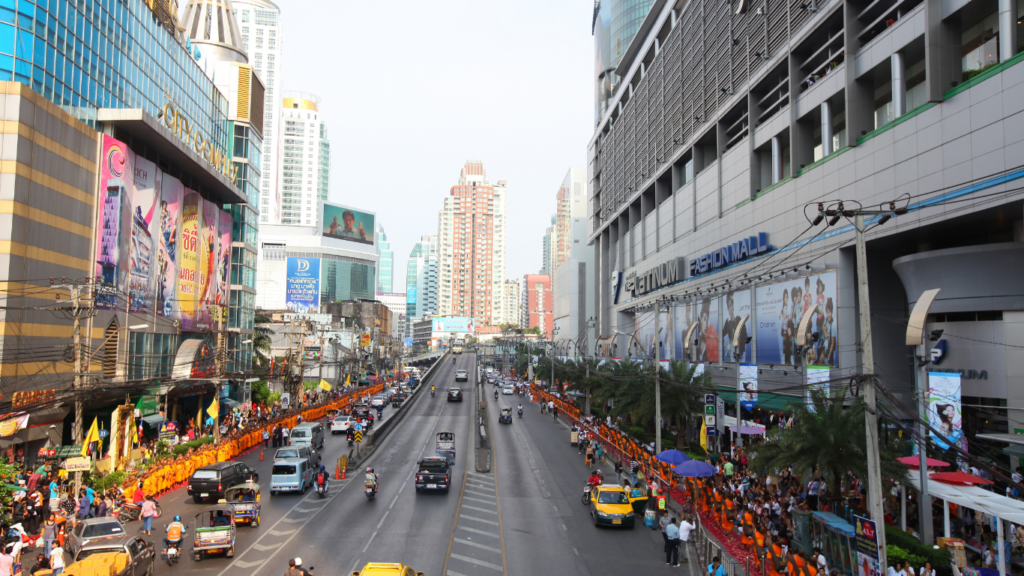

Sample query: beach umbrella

[672,460,717,477]
[656,449,691,466]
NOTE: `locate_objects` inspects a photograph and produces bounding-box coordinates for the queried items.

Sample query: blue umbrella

[656,449,691,466]
[672,460,717,477]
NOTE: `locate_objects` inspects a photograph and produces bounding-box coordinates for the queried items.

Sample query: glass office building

[0,0,229,149]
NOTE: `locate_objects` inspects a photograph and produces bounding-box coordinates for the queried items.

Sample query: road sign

[706,426,717,436]
[704,405,715,415]
[353,430,363,444]
[704,394,716,404]
[704,414,716,426]
[705,392,719,437]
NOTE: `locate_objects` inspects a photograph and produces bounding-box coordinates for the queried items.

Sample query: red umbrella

[897,456,951,468]
[929,471,994,485]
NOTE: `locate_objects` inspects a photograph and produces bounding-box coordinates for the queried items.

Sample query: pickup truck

[414,457,451,493]
[71,534,155,575]
[391,392,409,408]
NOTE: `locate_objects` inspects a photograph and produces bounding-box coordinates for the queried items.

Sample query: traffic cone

[335,461,342,480]
[259,448,264,461]
[341,466,347,480]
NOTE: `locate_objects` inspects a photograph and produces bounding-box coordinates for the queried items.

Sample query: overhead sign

[690,232,772,276]
[65,457,92,471]
[623,257,684,298]
[931,340,947,364]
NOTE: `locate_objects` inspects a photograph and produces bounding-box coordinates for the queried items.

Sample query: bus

[452,339,465,354]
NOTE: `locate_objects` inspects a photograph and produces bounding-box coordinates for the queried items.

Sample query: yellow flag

[318,379,332,391]
[81,417,100,457]
[207,398,219,419]
[345,374,351,386]
[700,418,708,452]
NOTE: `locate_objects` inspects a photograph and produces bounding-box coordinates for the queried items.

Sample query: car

[502,385,514,395]
[71,534,155,572]
[271,458,313,494]
[67,517,127,558]
[371,396,386,408]
[331,415,354,434]
[414,457,451,492]
[289,422,325,451]
[392,392,409,408]
[487,377,496,386]
[589,484,636,528]
[447,388,463,402]
[188,461,259,503]
[455,370,468,382]
[485,367,494,374]
[352,563,425,576]
[274,445,320,469]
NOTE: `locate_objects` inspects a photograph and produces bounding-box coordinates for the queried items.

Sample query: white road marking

[361,530,378,552]
[230,561,264,569]
[457,525,500,539]
[292,506,325,513]
[573,547,580,556]
[446,570,470,576]
[464,488,495,498]
[460,504,497,515]
[376,510,390,529]
[448,553,503,571]
[462,496,496,506]
[348,559,361,575]
[268,529,296,536]
[459,514,499,526]
[454,537,502,553]
[278,517,303,523]
[252,544,278,551]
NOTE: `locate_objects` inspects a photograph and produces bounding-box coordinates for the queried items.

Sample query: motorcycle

[431,389,435,397]
[582,484,593,504]
[517,408,523,418]
[316,480,329,499]
[364,480,377,501]
[163,539,181,566]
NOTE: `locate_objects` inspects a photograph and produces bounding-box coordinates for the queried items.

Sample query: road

[143,355,692,576]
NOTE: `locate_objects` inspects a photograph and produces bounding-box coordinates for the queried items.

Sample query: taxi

[588,484,636,528]
[352,562,424,576]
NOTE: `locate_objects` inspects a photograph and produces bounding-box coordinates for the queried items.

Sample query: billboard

[754,271,838,366]
[157,175,183,318]
[322,203,375,246]
[96,135,135,309]
[407,287,417,304]
[722,289,752,363]
[928,372,964,451]
[432,317,475,333]
[806,366,831,412]
[286,257,321,314]
[127,155,158,314]
[177,190,202,331]
[739,363,758,411]
[637,310,671,360]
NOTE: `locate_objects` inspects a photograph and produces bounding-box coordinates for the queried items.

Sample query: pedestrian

[709,555,727,576]
[48,478,60,515]
[679,514,696,564]
[586,444,595,468]
[42,516,56,559]
[95,494,107,518]
[282,426,290,446]
[630,459,640,486]
[665,518,681,566]
[812,547,828,574]
[263,428,270,449]
[659,510,673,546]
[140,495,158,536]
[0,548,12,576]
[132,481,145,504]
[29,553,49,575]
[49,543,65,575]
[76,489,91,520]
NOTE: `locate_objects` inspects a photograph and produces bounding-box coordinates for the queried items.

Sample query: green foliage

[962,62,999,81]
[171,436,214,456]
[886,545,927,568]
[885,525,953,567]
[251,380,273,405]
[252,313,274,376]
[155,440,171,456]
[0,457,22,520]
[746,389,909,503]
[92,471,127,492]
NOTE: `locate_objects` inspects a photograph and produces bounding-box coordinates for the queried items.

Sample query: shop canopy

[906,473,1024,524]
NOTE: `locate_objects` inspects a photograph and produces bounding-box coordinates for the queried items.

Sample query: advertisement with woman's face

[928,372,964,452]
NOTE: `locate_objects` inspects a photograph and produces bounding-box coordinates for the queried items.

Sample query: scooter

[581,484,593,504]
[163,539,181,566]
[364,479,377,501]
[518,408,523,418]
[431,389,435,397]
[316,480,329,499]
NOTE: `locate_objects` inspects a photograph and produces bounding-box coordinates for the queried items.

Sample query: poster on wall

[806,366,831,412]
[177,190,201,331]
[128,156,158,314]
[928,372,964,451]
[193,199,219,331]
[322,203,375,246]
[754,271,838,366]
[722,289,752,363]
[215,210,233,324]
[285,257,321,314]
[696,296,720,362]
[595,336,614,358]
[739,363,758,410]
[674,301,697,360]
[854,515,881,576]
[157,176,182,318]
[95,135,135,310]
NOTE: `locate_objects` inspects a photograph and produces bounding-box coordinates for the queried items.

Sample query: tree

[523,326,541,335]
[252,313,273,376]
[746,389,908,507]
[660,361,714,449]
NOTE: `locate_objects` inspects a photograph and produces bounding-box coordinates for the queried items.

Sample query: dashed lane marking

[448,553,503,572]
[230,561,263,569]
[268,529,295,536]
[454,537,503,554]
[460,504,497,515]
[463,496,496,505]
[457,525,500,539]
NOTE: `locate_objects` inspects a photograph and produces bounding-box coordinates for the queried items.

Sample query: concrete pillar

[999,0,1018,62]
[892,52,907,118]
[821,100,834,156]
[771,136,783,184]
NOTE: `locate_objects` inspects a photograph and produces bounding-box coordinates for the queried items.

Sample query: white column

[771,136,783,184]
[891,52,906,118]
[901,484,907,531]
[944,499,951,538]
[821,100,834,156]
[998,517,1007,576]
[999,0,1018,62]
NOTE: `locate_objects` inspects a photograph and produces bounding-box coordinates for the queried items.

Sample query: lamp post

[549,327,560,390]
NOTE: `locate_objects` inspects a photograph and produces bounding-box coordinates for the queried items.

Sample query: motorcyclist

[164,515,187,551]
[346,428,355,443]
[315,465,329,492]
[494,389,498,400]
[376,406,383,420]
[587,471,602,490]
[364,467,378,495]
[517,404,523,417]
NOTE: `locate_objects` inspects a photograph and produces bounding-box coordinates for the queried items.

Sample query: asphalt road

[140,357,694,576]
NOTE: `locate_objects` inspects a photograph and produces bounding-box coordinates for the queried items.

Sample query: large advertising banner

[96,135,135,310]
[157,175,183,318]
[755,271,838,366]
[722,289,752,363]
[806,366,831,412]
[177,190,202,331]
[928,372,964,451]
[739,363,758,411]
[696,296,720,362]
[674,301,697,360]
[128,156,158,314]
[854,515,881,576]
[215,210,233,324]
[285,257,321,314]
[637,310,654,359]
[432,317,475,333]
[322,203,375,246]
[194,199,219,331]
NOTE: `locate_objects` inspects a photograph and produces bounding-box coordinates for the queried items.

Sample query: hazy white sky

[278,0,594,290]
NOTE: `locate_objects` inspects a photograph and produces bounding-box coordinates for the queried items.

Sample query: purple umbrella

[672,460,717,477]
[657,449,691,466]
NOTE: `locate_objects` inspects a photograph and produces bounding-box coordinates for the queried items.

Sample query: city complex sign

[690,232,772,276]
[162,102,239,185]
[623,257,685,298]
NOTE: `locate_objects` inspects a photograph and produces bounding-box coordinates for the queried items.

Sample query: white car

[455,370,469,382]
[370,396,386,408]
[330,416,353,434]
[502,385,514,395]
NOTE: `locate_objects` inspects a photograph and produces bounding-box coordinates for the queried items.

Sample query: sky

[279,0,595,290]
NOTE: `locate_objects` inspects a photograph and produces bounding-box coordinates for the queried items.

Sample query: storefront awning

[140,414,165,427]
[0,407,69,447]
[906,472,1024,524]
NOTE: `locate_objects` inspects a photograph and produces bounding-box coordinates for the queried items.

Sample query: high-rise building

[541,215,555,276]
[280,95,330,225]
[592,0,655,126]
[232,0,283,224]
[522,275,553,339]
[376,224,394,293]
[406,235,439,336]
[375,292,407,339]
[437,161,507,327]
[502,280,521,327]
[554,168,587,271]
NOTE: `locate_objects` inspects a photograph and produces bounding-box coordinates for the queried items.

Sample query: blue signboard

[407,287,417,304]
[403,338,413,347]
[286,257,321,314]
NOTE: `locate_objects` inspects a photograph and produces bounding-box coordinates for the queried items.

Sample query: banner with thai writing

[157,175,183,318]
[128,155,158,314]
[177,190,202,331]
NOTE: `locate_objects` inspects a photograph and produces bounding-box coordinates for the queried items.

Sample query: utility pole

[654,300,662,455]
[856,213,887,569]
[317,323,327,381]
[214,301,227,444]
[71,283,84,497]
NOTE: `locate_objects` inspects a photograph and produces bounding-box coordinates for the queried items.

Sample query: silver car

[68,517,127,558]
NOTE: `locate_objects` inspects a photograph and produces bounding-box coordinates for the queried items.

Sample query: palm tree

[660,361,713,449]
[746,389,908,507]
[252,313,273,377]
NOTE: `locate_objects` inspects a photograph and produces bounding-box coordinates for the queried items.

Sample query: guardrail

[691,515,765,576]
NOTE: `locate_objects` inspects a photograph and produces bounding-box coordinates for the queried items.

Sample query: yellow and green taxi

[352,562,424,576]
[589,484,636,528]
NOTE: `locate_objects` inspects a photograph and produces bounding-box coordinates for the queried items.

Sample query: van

[289,422,324,451]
[187,461,259,503]
[270,458,311,495]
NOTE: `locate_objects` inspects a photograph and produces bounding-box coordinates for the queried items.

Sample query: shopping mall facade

[589,0,1024,459]
[0,0,261,456]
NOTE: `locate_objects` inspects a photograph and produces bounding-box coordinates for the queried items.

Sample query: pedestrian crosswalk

[445,472,506,575]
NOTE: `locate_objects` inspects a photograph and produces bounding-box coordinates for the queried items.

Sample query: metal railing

[691,515,767,576]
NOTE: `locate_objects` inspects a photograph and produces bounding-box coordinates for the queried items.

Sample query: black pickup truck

[391,392,409,408]
[414,457,451,493]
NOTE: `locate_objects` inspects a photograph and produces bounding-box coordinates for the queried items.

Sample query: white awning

[906,472,1024,524]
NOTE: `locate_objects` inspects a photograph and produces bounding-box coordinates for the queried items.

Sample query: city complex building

[523,274,553,339]
[0,0,264,454]
[555,168,588,271]
[587,0,1024,457]
[405,234,439,337]
[376,224,394,292]
[232,0,284,225]
[593,0,657,125]
[437,161,508,327]
[375,292,407,339]
[552,169,595,348]
[503,280,522,327]
[541,214,555,276]
[279,94,330,225]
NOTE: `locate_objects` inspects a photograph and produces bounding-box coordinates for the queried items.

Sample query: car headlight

[626,512,635,517]
[596,510,609,518]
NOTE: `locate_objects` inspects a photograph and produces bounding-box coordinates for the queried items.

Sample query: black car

[187,461,259,503]
[447,388,463,402]
[392,393,409,408]
[414,457,451,493]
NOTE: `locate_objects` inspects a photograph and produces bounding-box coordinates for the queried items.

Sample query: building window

[241,10,249,22]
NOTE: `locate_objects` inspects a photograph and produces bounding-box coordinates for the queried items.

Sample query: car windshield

[290,430,309,438]
[419,460,447,471]
[598,491,629,505]
[276,450,299,458]
[334,417,350,423]
[272,465,296,475]
[77,547,124,561]
[81,522,124,538]
[192,470,218,480]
